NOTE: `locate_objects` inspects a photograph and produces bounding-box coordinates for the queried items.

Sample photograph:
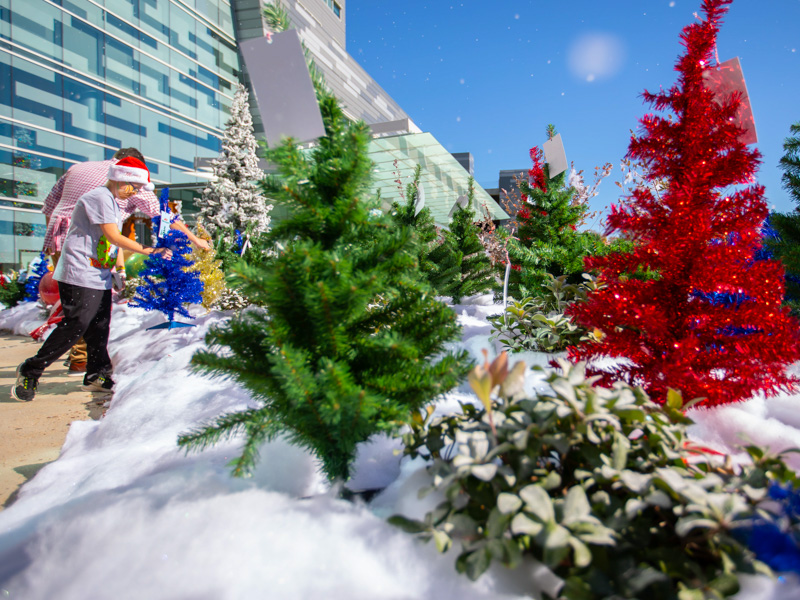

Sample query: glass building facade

[0,0,240,267]
[368,133,508,224]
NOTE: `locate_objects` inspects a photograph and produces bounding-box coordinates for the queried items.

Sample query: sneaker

[82,373,115,393]
[67,361,87,376]
[12,364,38,402]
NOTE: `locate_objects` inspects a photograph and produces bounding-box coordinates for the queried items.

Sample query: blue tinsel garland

[690,289,753,309]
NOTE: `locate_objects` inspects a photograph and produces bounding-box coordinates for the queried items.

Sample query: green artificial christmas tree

[501,125,594,301]
[766,121,800,314]
[180,96,471,482]
[0,269,25,308]
[390,164,462,297]
[447,178,494,303]
[780,121,800,202]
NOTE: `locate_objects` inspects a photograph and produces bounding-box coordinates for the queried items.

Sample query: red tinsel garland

[528,147,547,193]
[567,0,800,408]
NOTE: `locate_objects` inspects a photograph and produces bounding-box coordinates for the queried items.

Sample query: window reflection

[1,0,238,267]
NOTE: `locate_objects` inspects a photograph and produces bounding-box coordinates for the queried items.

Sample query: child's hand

[152,248,173,260]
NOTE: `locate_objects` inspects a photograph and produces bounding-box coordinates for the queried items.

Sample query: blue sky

[347,0,800,221]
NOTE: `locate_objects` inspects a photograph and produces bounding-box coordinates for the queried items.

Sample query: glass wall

[0,0,239,267]
[368,133,509,225]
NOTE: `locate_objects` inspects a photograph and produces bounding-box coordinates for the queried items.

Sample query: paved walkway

[0,333,105,509]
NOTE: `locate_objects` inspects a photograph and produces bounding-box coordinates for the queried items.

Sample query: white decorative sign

[702,57,757,145]
[158,211,171,239]
[414,183,426,216]
[448,194,469,218]
[543,133,568,178]
[239,30,326,146]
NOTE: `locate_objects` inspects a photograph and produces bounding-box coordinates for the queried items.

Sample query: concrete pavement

[0,333,105,509]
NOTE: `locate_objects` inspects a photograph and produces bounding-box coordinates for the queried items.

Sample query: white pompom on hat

[107,156,154,191]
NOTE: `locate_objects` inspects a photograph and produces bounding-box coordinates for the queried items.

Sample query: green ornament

[125,253,147,278]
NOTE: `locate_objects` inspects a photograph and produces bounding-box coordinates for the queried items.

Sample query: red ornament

[38,271,59,306]
[567,0,800,408]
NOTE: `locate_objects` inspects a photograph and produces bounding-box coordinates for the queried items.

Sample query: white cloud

[567,33,626,82]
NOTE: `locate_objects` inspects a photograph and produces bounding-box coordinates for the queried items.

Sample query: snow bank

[0,302,45,336]
[0,299,798,599]
[0,302,531,599]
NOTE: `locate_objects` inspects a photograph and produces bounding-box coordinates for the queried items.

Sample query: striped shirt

[42,159,160,253]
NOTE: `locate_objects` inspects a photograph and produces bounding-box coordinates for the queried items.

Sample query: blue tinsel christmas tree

[23,252,49,302]
[129,189,204,329]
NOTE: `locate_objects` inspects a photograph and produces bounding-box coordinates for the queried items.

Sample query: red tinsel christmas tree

[568,0,800,408]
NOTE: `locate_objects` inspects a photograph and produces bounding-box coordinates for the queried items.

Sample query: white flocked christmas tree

[199,84,272,236]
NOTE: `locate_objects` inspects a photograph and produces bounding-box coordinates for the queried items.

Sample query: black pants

[21,281,112,379]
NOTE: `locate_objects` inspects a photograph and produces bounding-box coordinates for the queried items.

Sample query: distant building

[235,0,507,224]
[485,169,526,219]
[450,152,474,177]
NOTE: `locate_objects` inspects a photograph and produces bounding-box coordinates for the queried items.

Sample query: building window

[0,178,38,199]
[323,0,342,18]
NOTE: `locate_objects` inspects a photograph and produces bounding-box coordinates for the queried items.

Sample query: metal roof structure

[367,132,509,224]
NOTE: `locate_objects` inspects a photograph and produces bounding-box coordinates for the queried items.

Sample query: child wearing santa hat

[13,157,173,402]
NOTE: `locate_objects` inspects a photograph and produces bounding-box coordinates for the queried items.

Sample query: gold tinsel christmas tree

[190,223,226,310]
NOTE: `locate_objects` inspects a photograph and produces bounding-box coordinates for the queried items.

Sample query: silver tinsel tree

[199,84,272,236]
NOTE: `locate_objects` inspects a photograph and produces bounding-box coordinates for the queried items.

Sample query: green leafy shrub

[392,356,796,599]
[489,274,602,352]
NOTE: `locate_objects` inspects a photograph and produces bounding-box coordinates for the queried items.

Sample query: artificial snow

[0,298,798,599]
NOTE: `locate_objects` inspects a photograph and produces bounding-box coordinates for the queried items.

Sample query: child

[13,157,173,402]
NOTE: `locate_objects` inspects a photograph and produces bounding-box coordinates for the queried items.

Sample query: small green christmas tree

[180,96,471,481]
[447,178,494,303]
[390,164,462,297]
[0,269,25,308]
[766,121,800,314]
[501,125,594,301]
[780,121,800,203]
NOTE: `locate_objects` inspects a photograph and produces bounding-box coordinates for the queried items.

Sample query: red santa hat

[107,156,154,191]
